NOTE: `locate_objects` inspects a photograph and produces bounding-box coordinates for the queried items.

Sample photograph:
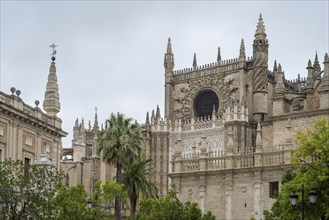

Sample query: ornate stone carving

[174,74,240,120]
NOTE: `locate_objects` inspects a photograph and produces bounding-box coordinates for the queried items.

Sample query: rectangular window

[24,157,31,175]
[269,181,279,198]
[24,157,31,165]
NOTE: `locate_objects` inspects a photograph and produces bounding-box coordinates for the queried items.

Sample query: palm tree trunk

[130,192,137,220]
[115,162,122,220]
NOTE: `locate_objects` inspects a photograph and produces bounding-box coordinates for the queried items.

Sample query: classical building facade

[141,14,329,219]
[0,53,67,169]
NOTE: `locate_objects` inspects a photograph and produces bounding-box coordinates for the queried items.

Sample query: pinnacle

[278,63,282,72]
[166,37,172,54]
[308,59,312,68]
[273,60,278,72]
[217,47,221,62]
[193,53,197,68]
[313,52,321,70]
[239,38,246,59]
[325,53,329,62]
[255,13,266,37]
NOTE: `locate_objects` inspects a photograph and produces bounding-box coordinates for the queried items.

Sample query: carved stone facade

[0,55,67,169]
[60,114,117,194]
[142,14,329,219]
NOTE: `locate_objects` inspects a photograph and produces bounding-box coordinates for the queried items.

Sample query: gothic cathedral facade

[142,14,329,219]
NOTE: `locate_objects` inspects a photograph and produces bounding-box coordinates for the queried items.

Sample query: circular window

[194,90,219,118]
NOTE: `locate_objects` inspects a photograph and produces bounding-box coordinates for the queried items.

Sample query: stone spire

[239,38,246,61]
[164,37,174,71]
[313,52,321,72]
[75,118,79,128]
[255,13,267,38]
[164,38,174,119]
[146,112,150,125]
[156,105,161,119]
[320,53,329,109]
[93,107,99,132]
[273,60,278,72]
[275,63,285,96]
[43,44,60,117]
[217,47,222,63]
[321,53,329,91]
[193,53,197,70]
[306,59,314,91]
[252,14,269,122]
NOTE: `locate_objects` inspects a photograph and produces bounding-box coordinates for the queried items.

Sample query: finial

[156,105,161,119]
[273,60,278,72]
[15,90,21,97]
[93,107,99,130]
[239,38,246,60]
[278,63,282,72]
[10,87,16,95]
[255,13,266,37]
[313,51,320,70]
[307,59,312,68]
[35,100,40,107]
[325,53,329,62]
[166,37,172,54]
[193,53,197,69]
[217,47,221,63]
[146,112,150,124]
[49,43,57,61]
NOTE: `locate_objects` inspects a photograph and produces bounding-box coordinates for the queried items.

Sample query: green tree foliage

[0,160,64,220]
[135,188,215,220]
[97,113,143,220]
[264,118,329,220]
[52,184,93,220]
[123,158,158,219]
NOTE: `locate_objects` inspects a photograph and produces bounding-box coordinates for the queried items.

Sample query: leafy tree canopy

[135,188,215,220]
[0,160,64,220]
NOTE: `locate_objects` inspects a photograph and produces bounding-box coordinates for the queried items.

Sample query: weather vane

[49,43,57,57]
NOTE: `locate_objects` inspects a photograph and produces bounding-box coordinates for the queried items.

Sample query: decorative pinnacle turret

[321,53,329,92]
[167,37,172,54]
[146,112,150,124]
[313,52,321,71]
[156,105,161,119]
[217,47,221,63]
[43,43,60,117]
[273,60,278,72]
[325,53,329,62]
[278,63,282,72]
[307,59,313,68]
[255,13,267,38]
[239,38,246,61]
[193,53,197,70]
[164,37,174,70]
[93,107,99,131]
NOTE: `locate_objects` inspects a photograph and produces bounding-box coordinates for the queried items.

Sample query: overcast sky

[1,1,328,148]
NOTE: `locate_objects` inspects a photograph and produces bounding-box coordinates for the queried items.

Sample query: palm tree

[123,158,158,220]
[97,113,142,220]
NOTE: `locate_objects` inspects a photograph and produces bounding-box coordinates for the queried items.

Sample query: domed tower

[252,14,269,122]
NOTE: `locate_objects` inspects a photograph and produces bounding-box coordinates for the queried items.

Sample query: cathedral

[141,14,329,219]
[12,13,327,220]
